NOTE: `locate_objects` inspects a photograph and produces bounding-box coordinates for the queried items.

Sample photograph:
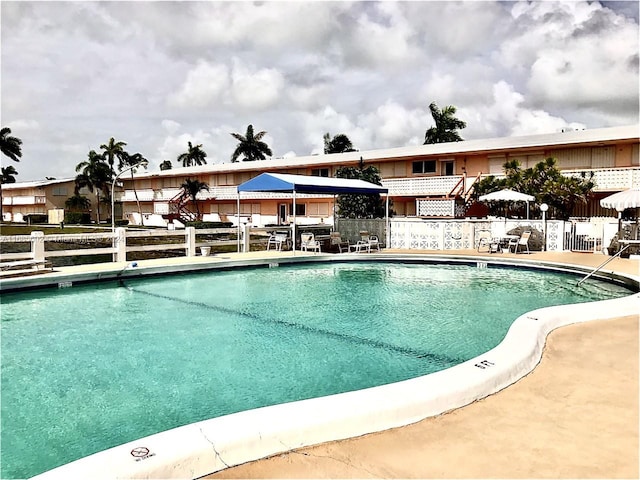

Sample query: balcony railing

[118,167,640,205]
[382,176,462,196]
[2,196,47,206]
[564,167,640,191]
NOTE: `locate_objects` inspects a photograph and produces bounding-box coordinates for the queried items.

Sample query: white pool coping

[20,254,640,480]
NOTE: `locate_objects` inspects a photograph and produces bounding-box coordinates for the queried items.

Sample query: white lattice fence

[389,219,565,251]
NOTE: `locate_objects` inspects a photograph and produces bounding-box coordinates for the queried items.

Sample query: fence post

[31,231,45,261]
[242,223,251,252]
[185,227,196,257]
[115,227,127,262]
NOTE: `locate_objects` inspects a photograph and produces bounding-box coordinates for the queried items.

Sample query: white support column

[237,194,241,253]
[185,226,196,257]
[385,195,390,249]
[30,231,45,261]
[242,223,251,253]
[292,191,297,254]
[115,227,127,263]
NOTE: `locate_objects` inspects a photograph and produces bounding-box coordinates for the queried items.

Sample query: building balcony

[382,176,463,197]
[118,166,639,205]
[383,167,639,197]
[2,195,46,206]
[564,167,639,191]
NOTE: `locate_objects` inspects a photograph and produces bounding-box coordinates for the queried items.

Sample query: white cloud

[168,60,229,108]
[161,120,181,134]
[357,101,426,147]
[230,59,285,110]
[8,119,40,132]
[500,1,638,116]
[1,1,637,181]
[157,131,215,166]
[478,81,587,137]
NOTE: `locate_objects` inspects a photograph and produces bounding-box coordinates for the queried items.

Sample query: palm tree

[230,124,273,162]
[1,127,23,162]
[65,194,91,212]
[423,102,466,144]
[100,137,127,175]
[118,151,149,226]
[159,160,172,171]
[0,165,18,221]
[64,194,91,224]
[1,165,17,184]
[177,142,207,167]
[75,150,112,223]
[324,133,356,154]
[180,178,209,220]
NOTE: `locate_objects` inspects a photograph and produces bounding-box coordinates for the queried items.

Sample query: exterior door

[443,161,454,176]
[279,203,287,224]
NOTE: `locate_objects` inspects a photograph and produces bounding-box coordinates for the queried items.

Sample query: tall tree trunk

[96,191,101,224]
[130,171,144,226]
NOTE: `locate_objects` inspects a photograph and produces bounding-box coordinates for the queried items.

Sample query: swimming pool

[0,261,633,478]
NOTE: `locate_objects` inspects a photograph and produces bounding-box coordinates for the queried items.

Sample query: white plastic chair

[330,232,350,253]
[476,230,492,252]
[267,231,289,251]
[358,231,380,251]
[510,231,531,254]
[300,233,321,254]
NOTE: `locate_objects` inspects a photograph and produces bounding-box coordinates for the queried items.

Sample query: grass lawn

[0,223,111,236]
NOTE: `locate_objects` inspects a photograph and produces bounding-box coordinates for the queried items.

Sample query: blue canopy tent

[236,173,389,252]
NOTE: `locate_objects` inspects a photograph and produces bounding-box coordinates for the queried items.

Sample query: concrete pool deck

[4,249,638,479]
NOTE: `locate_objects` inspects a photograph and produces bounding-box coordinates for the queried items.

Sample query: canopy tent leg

[385,195,390,248]
[292,191,296,256]
[236,194,241,253]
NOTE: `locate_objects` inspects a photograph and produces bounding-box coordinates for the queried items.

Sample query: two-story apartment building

[2,178,72,223]
[118,124,639,227]
[1,178,106,224]
[3,125,637,226]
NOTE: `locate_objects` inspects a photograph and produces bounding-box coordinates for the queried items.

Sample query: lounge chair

[509,231,531,254]
[300,233,321,254]
[330,232,350,253]
[349,241,371,253]
[359,231,381,251]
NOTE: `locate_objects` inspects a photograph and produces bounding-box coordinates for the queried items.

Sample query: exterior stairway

[163,189,198,224]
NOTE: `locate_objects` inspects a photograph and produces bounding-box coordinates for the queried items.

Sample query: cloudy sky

[2,1,638,182]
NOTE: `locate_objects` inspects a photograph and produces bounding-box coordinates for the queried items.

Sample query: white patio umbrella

[599,187,640,210]
[478,188,535,219]
[600,187,640,235]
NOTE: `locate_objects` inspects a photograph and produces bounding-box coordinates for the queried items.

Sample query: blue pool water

[0,261,632,478]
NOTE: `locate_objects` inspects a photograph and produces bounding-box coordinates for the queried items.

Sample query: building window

[443,161,454,176]
[311,168,329,177]
[412,160,437,174]
[52,187,68,196]
[290,203,306,216]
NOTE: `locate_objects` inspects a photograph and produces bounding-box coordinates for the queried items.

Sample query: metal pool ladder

[576,244,630,286]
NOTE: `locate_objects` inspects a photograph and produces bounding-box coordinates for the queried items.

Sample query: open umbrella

[599,187,640,210]
[478,189,535,219]
[600,187,640,238]
[478,189,535,202]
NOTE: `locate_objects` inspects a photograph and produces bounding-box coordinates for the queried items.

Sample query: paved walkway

[207,251,639,479]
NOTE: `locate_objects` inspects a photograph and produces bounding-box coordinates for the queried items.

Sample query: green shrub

[25,214,48,224]
[185,221,233,229]
[64,212,91,224]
